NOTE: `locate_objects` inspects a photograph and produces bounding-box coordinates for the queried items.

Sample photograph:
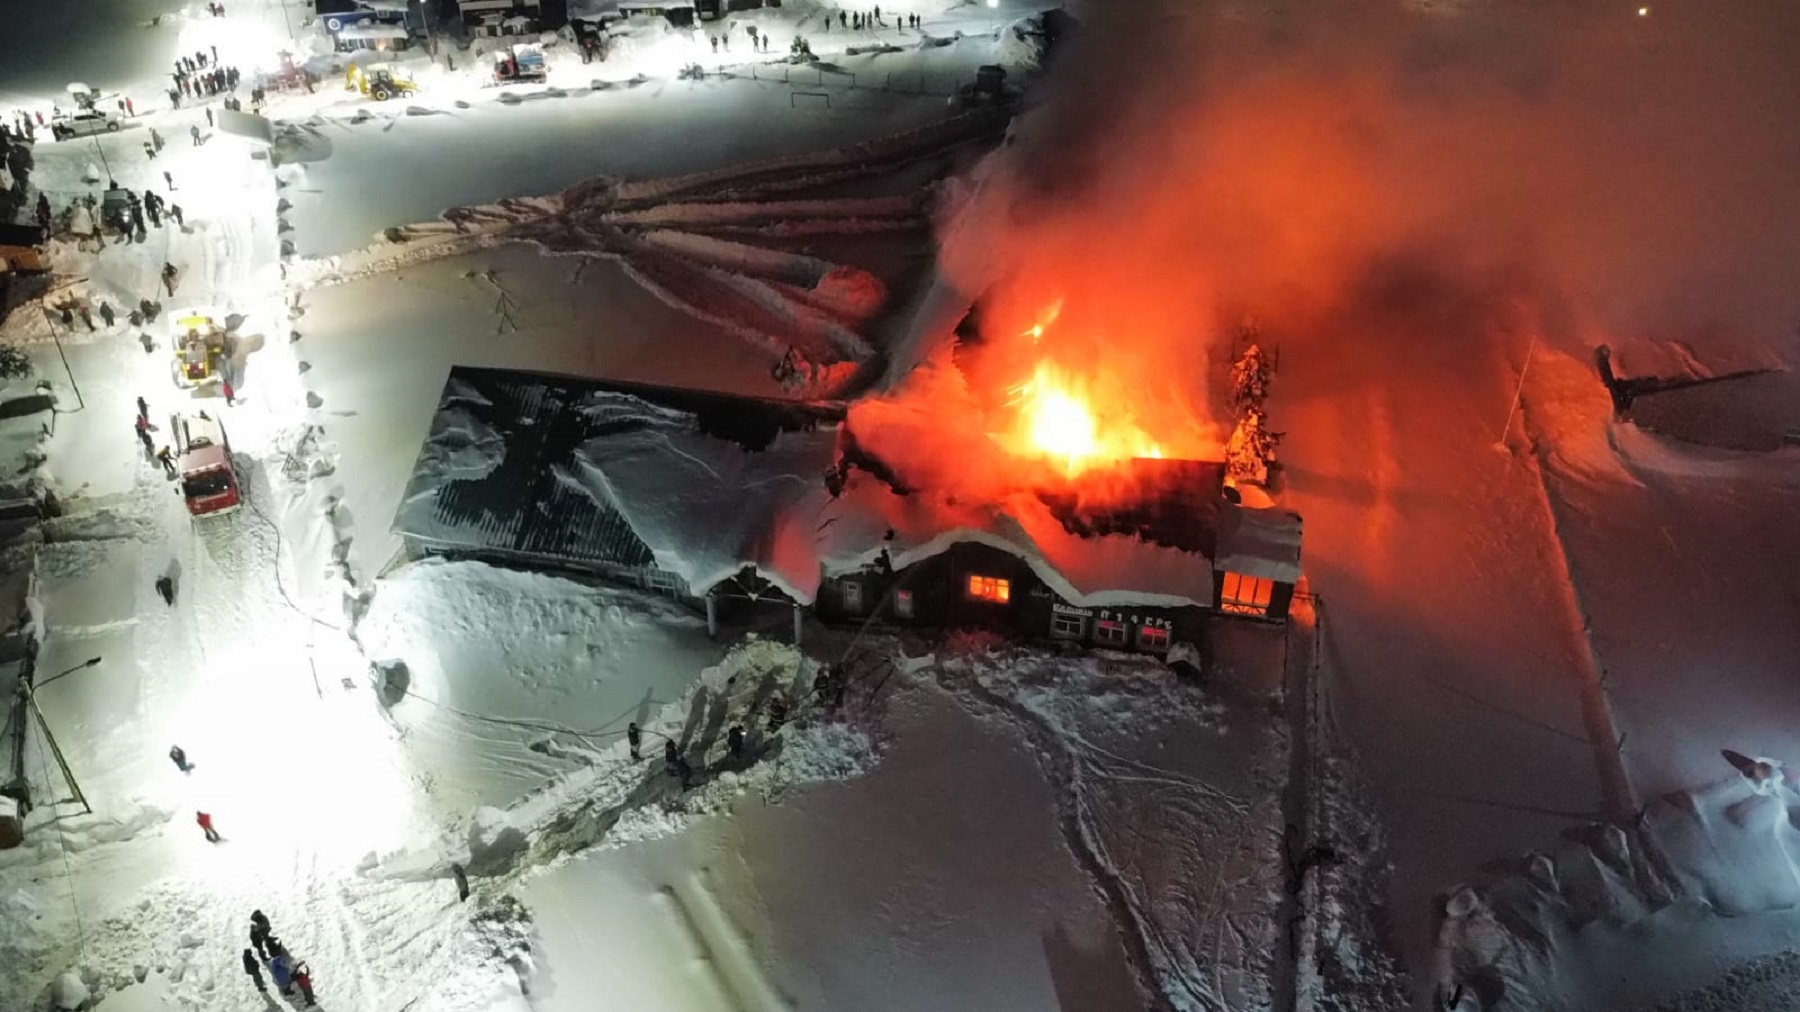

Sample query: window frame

[893,588,914,618]
[1094,618,1128,646]
[1136,624,1172,652]
[839,579,864,614]
[1219,571,1274,616]
[1049,612,1086,640]
[965,574,1011,605]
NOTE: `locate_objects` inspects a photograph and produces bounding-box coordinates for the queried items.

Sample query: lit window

[894,589,914,618]
[1220,572,1274,615]
[840,580,864,613]
[1050,613,1085,640]
[966,575,1010,604]
[1137,625,1171,651]
[1094,619,1128,646]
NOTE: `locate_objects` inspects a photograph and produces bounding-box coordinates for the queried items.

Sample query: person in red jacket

[196,811,220,842]
[292,960,316,1006]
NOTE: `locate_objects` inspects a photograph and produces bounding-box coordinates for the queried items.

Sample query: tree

[1225,406,1283,486]
[1229,342,1270,410]
[0,343,32,380]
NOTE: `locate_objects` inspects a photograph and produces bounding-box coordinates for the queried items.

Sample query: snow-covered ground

[6,1,1800,1010]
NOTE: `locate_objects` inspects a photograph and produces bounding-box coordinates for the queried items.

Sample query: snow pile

[50,971,88,1011]
[1436,753,1800,1011]
[403,635,875,877]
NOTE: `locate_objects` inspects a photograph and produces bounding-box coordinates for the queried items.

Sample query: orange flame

[1007,362,1163,476]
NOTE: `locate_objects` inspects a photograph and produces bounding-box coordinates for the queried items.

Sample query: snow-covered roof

[1215,503,1302,583]
[337,23,409,40]
[396,369,1261,611]
[392,369,840,577]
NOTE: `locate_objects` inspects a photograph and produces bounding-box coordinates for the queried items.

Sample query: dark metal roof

[393,367,843,568]
[1037,457,1227,557]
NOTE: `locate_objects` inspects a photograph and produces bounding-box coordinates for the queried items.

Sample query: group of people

[246,910,319,1005]
[818,7,923,31]
[167,49,242,108]
[4,111,41,143]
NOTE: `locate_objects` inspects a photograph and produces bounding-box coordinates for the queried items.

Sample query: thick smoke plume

[943,0,1800,430]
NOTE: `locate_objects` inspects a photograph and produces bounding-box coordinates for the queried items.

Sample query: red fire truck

[172,412,241,517]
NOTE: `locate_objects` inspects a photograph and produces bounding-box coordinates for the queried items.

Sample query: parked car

[50,109,123,141]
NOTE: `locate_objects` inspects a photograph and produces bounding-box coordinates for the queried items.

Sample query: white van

[50,109,122,141]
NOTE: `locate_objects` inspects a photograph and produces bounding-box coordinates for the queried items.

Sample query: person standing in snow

[100,303,115,328]
[663,738,678,772]
[839,9,847,27]
[627,722,642,760]
[156,574,176,604]
[709,36,718,53]
[292,960,316,1006]
[270,949,294,995]
[674,755,693,791]
[452,862,469,903]
[766,697,788,733]
[197,811,221,842]
[169,203,184,227]
[161,262,178,296]
[163,169,175,191]
[727,724,745,760]
[168,744,190,772]
[136,415,155,455]
[250,911,272,959]
[156,446,176,476]
[222,379,235,406]
[77,304,93,331]
[242,948,266,993]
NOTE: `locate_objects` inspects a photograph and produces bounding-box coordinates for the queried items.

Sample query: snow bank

[365,635,874,888]
[1437,754,1800,1011]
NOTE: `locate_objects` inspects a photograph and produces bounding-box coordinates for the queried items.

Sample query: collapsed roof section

[393,368,1300,610]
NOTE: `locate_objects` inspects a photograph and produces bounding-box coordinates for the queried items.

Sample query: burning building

[391,367,1302,657]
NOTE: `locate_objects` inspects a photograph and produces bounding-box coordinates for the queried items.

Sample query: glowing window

[1094,619,1128,646]
[1137,625,1171,652]
[894,589,914,618]
[1220,572,1274,615]
[840,580,864,613]
[966,575,1011,604]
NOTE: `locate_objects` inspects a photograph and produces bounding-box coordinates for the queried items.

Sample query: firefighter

[161,262,178,296]
[156,446,177,477]
[727,724,745,759]
[627,722,642,760]
[100,302,115,328]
